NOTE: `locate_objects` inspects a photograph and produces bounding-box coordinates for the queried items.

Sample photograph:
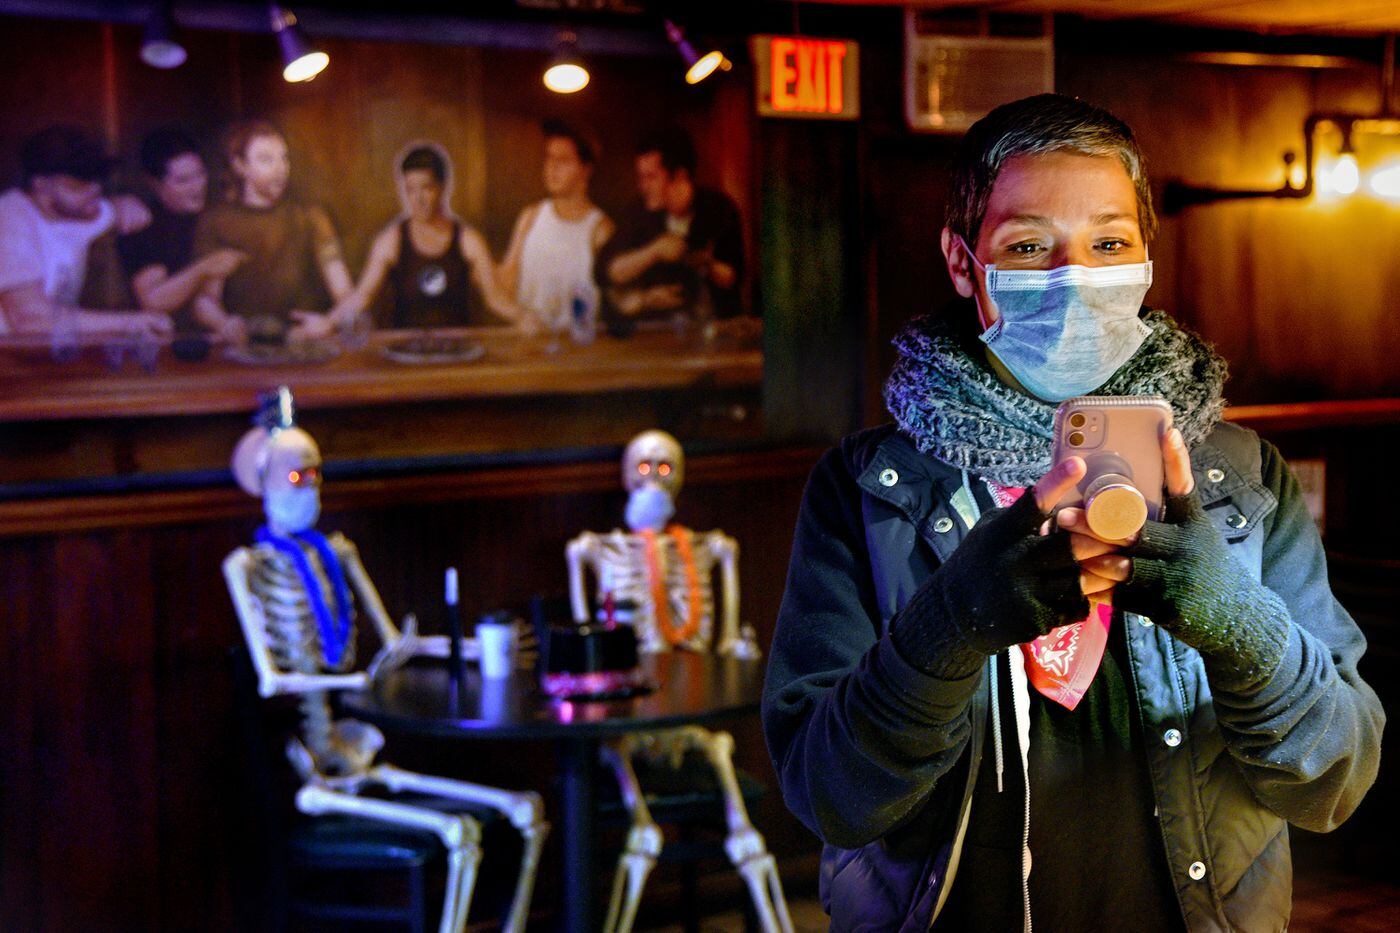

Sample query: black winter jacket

[763,421,1383,931]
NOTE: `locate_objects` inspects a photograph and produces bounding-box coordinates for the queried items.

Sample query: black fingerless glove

[891,492,1088,679]
[1116,491,1289,691]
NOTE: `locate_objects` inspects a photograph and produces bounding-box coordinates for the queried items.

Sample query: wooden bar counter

[0,324,766,496]
[0,324,764,423]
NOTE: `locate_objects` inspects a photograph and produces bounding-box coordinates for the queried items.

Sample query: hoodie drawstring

[990,654,1006,792]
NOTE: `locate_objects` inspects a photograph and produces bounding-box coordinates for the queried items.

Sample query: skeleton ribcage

[249,541,359,765]
[593,530,716,653]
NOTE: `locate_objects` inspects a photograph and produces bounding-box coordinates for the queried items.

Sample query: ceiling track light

[270,3,328,83]
[140,2,187,69]
[543,28,589,94]
[664,19,731,85]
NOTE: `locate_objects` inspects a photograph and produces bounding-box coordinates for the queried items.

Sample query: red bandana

[987,484,1110,711]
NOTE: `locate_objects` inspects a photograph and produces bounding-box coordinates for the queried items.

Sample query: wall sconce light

[1165,36,1399,212]
[1370,162,1400,198]
[140,3,187,69]
[543,29,590,94]
[664,19,731,85]
[271,4,328,83]
[1319,126,1361,197]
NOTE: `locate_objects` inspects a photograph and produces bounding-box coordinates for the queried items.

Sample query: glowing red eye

[658,463,672,477]
[288,470,301,484]
[639,463,651,475]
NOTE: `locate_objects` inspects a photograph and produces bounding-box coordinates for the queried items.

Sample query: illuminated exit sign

[751,35,860,120]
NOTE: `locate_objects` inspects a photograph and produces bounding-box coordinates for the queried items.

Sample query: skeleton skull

[622,430,684,532]
[622,430,684,496]
[232,423,324,534]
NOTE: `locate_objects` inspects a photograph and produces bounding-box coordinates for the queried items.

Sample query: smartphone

[1052,396,1172,539]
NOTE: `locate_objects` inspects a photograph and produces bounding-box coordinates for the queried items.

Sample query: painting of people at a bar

[0,26,760,417]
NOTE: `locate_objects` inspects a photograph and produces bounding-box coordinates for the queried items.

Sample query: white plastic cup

[476,620,517,679]
[480,675,510,721]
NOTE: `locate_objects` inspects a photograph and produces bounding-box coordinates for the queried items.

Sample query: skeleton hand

[368,613,424,682]
[717,624,762,660]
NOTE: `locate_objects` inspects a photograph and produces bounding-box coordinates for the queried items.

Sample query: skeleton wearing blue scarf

[222,387,550,933]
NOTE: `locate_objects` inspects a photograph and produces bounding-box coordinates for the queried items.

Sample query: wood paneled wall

[1059,45,1400,404]
[861,19,1400,411]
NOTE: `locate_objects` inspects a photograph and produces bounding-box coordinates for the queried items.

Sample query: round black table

[341,652,765,933]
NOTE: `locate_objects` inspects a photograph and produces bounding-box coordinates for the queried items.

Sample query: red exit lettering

[770,38,849,114]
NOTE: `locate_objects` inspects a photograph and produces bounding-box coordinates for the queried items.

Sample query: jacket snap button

[1188,861,1206,881]
[879,468,899,487]
[1138,616,1154,627]
[1206,468,1226,483]
[1163,728,1182,747]
[933,517,954,534]
[1225,513,1247,529]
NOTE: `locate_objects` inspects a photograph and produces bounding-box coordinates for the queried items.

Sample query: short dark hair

[637,126,696,177]
[140,127,201,180]
[946,94,1158,247]
[21,126,113,186]
[542,118,596,166]
[400,146,448,183]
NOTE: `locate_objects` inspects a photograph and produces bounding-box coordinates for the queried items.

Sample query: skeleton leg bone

[600,738,664,933]
[296,784,483,933]
[680,727,794,933]
[368,764,548,933]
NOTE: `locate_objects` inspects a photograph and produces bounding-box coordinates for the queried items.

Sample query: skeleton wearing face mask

[567,430,755,655]
[565,430,790,933]
[223,386,547,933]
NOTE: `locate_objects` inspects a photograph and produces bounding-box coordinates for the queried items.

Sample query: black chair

[596,753,769,933]
[229,646,510,932]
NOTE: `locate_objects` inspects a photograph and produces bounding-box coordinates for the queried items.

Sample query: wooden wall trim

[0,446,826,539]
[9,392,1400,537]
[1223,398,1400,433]
[9,393,1400,538]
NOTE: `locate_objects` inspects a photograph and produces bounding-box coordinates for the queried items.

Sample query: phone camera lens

[1069,413,1087,428]
[1068,431,1086,447]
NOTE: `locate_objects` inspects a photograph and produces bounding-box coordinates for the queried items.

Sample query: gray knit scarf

[883,309,1227,486]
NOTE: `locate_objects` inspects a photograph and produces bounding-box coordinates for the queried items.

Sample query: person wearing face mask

[762,94,1382,932]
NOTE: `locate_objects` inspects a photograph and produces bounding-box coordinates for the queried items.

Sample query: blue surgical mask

[967,245,1153,402]
[266,486,322,534]
[626,484,675,532]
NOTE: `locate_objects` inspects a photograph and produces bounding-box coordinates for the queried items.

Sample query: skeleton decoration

[223,386,547,933]
[566,430,791,933]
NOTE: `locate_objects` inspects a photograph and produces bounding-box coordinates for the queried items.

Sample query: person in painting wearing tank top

[499,119,614,338]
[333,143,527,331]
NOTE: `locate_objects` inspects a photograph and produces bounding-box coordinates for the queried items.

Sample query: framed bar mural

[0,12,761,428]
